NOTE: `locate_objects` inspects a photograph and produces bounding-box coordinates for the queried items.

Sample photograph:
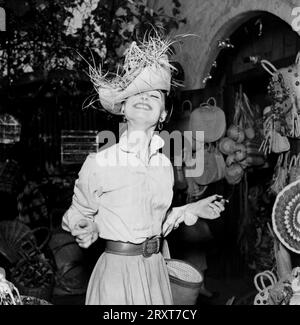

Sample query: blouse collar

[119,130,165,157]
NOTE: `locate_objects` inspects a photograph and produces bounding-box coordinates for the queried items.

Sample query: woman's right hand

[71,219,99,248]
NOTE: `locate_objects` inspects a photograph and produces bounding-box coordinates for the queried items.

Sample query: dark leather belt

[105,237,161,258]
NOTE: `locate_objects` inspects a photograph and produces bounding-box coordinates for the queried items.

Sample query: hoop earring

[121,104,125,115]
[123,115,127,123]
[158,120,164,131]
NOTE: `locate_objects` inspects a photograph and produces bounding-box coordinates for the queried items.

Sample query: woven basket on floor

[165,258,203,305]
[21,295,52,305]
[15,279,54,302]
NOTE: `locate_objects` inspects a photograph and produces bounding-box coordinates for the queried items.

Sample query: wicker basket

[166,259,203,305]
[11,254,55,302]
[16,281,54,302]
[5,224,55,302]
[21,295,52,305]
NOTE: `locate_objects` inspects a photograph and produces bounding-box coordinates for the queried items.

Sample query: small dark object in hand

[215,196,229,205]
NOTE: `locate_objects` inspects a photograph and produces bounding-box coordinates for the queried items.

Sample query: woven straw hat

[89,35,176,115]
[272,179,300,253]
[97,58,171,114]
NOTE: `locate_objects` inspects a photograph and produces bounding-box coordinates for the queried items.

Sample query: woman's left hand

[186,194,225,220]
[162,195,226,237]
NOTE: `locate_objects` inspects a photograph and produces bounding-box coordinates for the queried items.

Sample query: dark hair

[164,90,175,124]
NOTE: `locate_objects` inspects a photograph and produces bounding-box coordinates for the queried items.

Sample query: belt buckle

[142,237,160,258]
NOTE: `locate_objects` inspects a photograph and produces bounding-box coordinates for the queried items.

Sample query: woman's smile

[133,102,152,111]
[123,90,165,126]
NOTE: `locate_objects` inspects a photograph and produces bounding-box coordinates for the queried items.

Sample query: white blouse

[62,131,176,243]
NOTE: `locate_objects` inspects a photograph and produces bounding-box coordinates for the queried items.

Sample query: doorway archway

[171,0,299,90]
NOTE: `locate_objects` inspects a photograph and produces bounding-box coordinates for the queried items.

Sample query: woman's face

[123,90,166,127]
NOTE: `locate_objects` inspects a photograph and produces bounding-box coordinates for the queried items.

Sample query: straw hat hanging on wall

[272,179,300,254]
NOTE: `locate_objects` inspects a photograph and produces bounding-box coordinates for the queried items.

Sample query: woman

[62,34,225,305]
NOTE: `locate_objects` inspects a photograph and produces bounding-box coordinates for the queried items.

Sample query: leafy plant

[1,0,186,87]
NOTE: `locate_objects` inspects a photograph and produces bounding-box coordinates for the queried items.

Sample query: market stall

[167,11,300,305]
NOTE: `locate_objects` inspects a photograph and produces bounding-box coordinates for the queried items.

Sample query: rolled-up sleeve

[62,156,102,233]
[165,162,198,227]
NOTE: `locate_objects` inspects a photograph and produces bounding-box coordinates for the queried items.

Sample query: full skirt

[85,252,173,305]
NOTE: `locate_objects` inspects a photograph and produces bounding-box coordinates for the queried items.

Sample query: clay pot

[236,130,245,143]
[234,143,246,152]
[235,150,247,162]
[239,159,248,170]
[234,143,247,162]
[226,154,236,166]
[225,163,244,185]
[227,125,239,141]
[245,127,255,140]
[227,125,245,143]
[219,137,235,155]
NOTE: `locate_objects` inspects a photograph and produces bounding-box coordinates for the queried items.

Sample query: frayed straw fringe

[87,32,190,94]
[82,31,200,111]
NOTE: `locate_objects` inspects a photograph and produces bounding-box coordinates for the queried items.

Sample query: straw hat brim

[98,62,171,114]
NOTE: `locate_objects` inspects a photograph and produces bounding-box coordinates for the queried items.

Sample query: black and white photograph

[0,0,300,313]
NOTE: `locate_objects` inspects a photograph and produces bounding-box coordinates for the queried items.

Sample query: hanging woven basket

[189,97,226,143]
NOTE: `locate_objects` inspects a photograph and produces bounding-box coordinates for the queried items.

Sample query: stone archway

[169,0,299,90]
